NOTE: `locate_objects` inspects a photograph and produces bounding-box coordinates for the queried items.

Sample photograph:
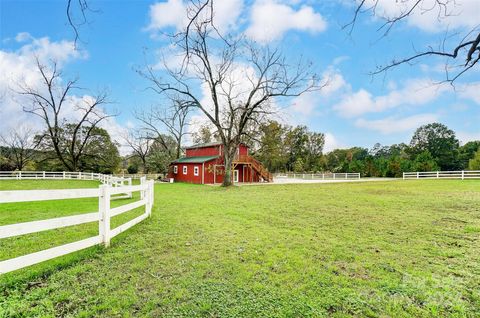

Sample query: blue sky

[1,0,479,152]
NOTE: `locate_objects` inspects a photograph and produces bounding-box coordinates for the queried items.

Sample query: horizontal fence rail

[0,171,133,199]
[403,170,480,180]
[0,177,155,274]
[274,172,361,180]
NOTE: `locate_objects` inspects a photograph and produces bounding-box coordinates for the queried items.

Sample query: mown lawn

[1,180,480,317]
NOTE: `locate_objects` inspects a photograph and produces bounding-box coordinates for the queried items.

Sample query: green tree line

[252,122,480,177]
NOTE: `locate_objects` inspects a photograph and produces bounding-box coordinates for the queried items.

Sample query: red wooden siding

[186,145,221,157]
[170,163,204,184]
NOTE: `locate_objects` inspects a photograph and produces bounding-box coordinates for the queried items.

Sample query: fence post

[19,171,22,179]
[128,178,133,198]
[436,171,439,178]
[403,172,405,180]
[63,171,66,179]
[462,170,464,180]
[99,184,111,247]
[43,171,46,178]
[148,180,154,216]
[140,176,146,200]
[333,174,336,180]
[416,172,419,179]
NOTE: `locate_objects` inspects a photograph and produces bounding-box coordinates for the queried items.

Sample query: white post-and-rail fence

[274,172,361,180]
[0,171,133,199]
[403,170,480,180]
[0,177,155,275]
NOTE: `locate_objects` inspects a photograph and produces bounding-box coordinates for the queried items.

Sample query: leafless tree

[0,126,39,170]
[139,0,323,186]
[66,0,94,48]
[122,130,155,173]
[347,0,479,83]
[135,99,192,159]
[18,57,113,171]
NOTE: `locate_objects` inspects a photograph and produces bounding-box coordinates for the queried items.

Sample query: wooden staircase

[234,155,273,182]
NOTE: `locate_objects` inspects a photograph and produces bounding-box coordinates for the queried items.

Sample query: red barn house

[168,142,272,184]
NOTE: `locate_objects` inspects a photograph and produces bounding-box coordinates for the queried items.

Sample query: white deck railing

[274,172,361,180]
[403,170,480,180]
[0,177,155,274]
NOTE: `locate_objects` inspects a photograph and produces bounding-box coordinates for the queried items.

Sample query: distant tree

[127,164,138,174]
[305,132,325,171]
[18,58,113,171]
[410,123,460,170]
[468,149,480,170]
[285,126,309,171]
[255,121,289,172]
[36,125,120,173]
[0,126,38,170]
[146,135,177,174]
[459,141,480,168]
[0,154,16,171]
[293,158,305,173]
[77,127,120,173]
[412,151,440,172]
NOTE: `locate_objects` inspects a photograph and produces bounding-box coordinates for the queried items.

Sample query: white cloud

[459,82,480,104]
[355,113,439,134]
[289,67,347,116]
[15,32,32,42]
[147,0,244,34]
[290,92,317,116]
[246,0,327,42]
[0,34,85,135]
[0,33,128,153]
[323,132,345,152]
[364,0,480,32]
[457,131,480,145]
[333,78,448,118]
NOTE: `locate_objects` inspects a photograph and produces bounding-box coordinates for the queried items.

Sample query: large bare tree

[18,57,113,171]
[139,0,322,186]
[0,126,39,170]
[135,99,191,159]
[347,0,479,82]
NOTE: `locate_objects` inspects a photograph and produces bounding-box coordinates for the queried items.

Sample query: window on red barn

[194,166,199,176]
[183,166,187,175]
[174,166,178,174]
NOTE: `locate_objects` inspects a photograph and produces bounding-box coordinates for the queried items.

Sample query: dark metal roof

[172,156,219,163]
[184,141,222,150]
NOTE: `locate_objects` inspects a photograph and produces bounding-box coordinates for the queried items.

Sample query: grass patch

[1,180,479,317]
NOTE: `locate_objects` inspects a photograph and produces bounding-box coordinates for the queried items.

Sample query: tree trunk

[222,149,233,187]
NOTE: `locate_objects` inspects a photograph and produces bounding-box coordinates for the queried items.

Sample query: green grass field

[1,180,479,317]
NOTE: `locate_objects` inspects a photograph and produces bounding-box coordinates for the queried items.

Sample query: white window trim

[183,166,187,175]
[194,166,199,176]
[173,166,178,174]
[234,169,239,183]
